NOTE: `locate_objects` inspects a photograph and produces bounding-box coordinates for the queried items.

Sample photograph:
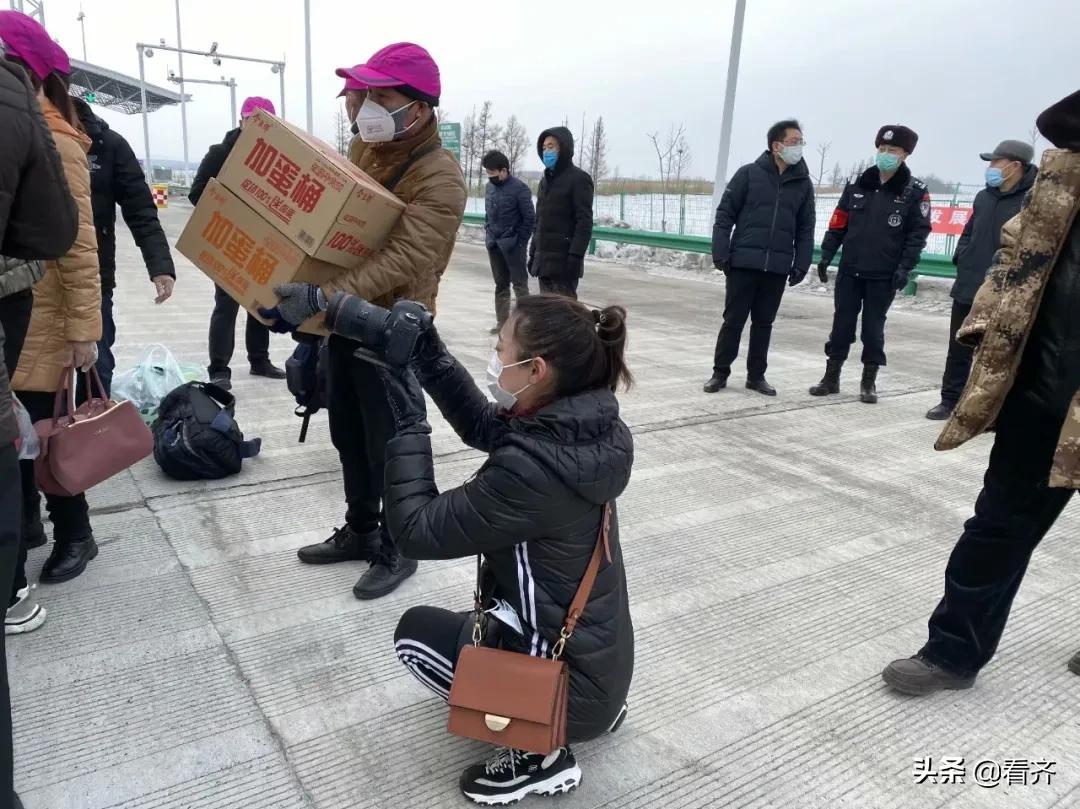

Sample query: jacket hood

[754,150,810,180]
[222,126,243,149]
[1037,88,1080,151]
[857,160,911,194]
[537,126,575,171]
[504,387,633,506]
[72,97,106,139]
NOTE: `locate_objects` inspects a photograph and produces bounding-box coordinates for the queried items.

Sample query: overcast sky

[39,0,1080,186]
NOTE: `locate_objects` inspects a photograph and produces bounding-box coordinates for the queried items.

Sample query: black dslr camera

[324,292,433,367]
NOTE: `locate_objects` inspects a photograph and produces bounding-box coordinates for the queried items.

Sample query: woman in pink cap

[1,11,103,606]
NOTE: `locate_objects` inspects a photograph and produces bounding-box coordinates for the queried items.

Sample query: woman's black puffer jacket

[384,346,635,743]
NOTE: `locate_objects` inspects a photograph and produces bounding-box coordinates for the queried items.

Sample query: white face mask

[779,143,803,166]
[355,97,418,143]
[486,351,533,411]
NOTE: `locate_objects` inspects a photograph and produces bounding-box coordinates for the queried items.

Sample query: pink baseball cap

[240,96,276,118]
[0,10,66,81]
[335,42,440,106]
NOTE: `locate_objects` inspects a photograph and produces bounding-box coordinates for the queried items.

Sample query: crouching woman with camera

[335,294,635,805]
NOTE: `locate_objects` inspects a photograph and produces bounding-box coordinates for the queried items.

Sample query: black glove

[257,283,325,334]
[714,259,730,274]
[377,364,431,436]
[567,254,585,278]
[413,323,454,383]
[892,271,910,291]
[817,264,829,283]
[788,267,808,287]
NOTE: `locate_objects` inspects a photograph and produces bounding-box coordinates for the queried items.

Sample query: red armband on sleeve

[828,208,849,230]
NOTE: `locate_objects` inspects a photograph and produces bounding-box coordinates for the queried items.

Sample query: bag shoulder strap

[382,142,441,193]
[562,503,612,638]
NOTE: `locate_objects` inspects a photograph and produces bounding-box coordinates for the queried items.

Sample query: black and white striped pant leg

[394,606,472,702]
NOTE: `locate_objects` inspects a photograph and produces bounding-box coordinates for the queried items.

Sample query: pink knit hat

[335,42,440,106]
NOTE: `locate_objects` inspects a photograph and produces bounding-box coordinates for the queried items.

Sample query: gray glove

[258,283,326,333]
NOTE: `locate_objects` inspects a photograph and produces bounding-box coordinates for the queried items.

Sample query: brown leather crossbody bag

[447,504,612,754]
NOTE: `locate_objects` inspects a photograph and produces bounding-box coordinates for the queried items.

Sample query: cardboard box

[216,110,405,269]
[176,178,341,335]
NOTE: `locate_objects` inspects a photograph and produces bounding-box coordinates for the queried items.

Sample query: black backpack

[152,382,262,480]
[285,336,328,443]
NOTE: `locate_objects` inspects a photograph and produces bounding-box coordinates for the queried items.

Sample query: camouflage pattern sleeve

[955,211,1024,348]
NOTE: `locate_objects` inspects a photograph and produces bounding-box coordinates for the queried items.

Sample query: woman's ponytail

[593,305,633,392]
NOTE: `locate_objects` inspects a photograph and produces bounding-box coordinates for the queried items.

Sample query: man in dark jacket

[72,97,175,394]
[482,149,534,333]
[0,55,79,809]
[189,96,285,390]
[925,139,1036,420]
[529,126,593,299]
[811,124,932,403]
[704,119,815,396]
[882,88,1080,696]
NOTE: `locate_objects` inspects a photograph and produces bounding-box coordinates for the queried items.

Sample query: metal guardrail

[460,213,955,295]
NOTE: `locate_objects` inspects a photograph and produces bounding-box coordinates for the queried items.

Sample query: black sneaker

[297,526,378,565]
[460,747,581,806]
[352,553,418,600]
[250,359,287,380]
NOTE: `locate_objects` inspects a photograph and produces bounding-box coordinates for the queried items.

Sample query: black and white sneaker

[460,747,581,805]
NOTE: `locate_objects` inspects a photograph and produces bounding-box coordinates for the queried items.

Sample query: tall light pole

[137,44,152,181]
[711,0,747,211]
[174,0,191,175]
[272,61,285,120]
[304,0,313,133]
[76,7,87,61]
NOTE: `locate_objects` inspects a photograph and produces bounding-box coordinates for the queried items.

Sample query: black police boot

[860,364,879,404]
[809,360,842,396]
[40,534,98,584]
[297,526,379,565]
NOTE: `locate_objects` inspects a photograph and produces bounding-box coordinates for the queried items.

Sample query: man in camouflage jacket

[881,88,1080,696]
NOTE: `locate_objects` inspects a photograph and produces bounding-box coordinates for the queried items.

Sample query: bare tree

[585,116,609,182]
[474,101,503,193]
[1029,124,1042,151]
[814,141,832,190]
[436,107,448,124]
[496,115,529,175]
[461,106,478,193]
[829,161,845,189]
[647,123,687,231]
[334,107,350,157]
[670,132,691,192]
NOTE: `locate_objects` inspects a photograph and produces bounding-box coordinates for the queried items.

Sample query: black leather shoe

[703,375,728,393]
[925,402,953,420]
[1069,650,1080,675]
[40,536,98,584]
[297,526,379,565]
[353,554,418,600]
[250,360,287,380]
[21,518,47,550]
[746,378,777,396]
[882,653,976,696]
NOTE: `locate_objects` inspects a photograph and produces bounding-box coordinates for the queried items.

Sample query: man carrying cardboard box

[261,43,466,600]
[190,96,287,391]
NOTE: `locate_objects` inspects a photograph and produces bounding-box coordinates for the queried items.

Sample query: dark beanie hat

[1036,88,1080,150]
[875,125,918,154]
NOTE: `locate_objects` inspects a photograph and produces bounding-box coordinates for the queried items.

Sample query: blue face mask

[985,167,1005,188]
[542,150,558,170]
[875,151,901,173]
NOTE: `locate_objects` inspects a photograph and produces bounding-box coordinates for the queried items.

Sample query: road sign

[438,122,461,164]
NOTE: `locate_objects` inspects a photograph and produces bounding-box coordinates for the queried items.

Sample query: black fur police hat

[875,125,918,154]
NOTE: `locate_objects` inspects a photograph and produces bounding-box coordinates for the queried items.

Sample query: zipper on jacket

[763,175,782,271]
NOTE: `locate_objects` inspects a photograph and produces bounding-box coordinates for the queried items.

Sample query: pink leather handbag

[33,368,153,496]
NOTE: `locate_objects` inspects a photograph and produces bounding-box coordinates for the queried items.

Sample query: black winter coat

[385,354,634,743]
[530,127,594,279]
[484,175,535,251]
[712,151,815,275]
[74,99,175,292]
[820,163,932,282]
[0,60,78,447]
[951,164,1037,305]
[189,128,241,206]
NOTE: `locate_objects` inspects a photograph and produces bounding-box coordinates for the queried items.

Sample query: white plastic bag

[12,395,39,460]
[111,344,187,423]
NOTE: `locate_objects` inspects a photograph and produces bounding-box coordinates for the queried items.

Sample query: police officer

[810,125,932,403]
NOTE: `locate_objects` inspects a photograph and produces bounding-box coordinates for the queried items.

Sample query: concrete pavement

[9,204,1080,808]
